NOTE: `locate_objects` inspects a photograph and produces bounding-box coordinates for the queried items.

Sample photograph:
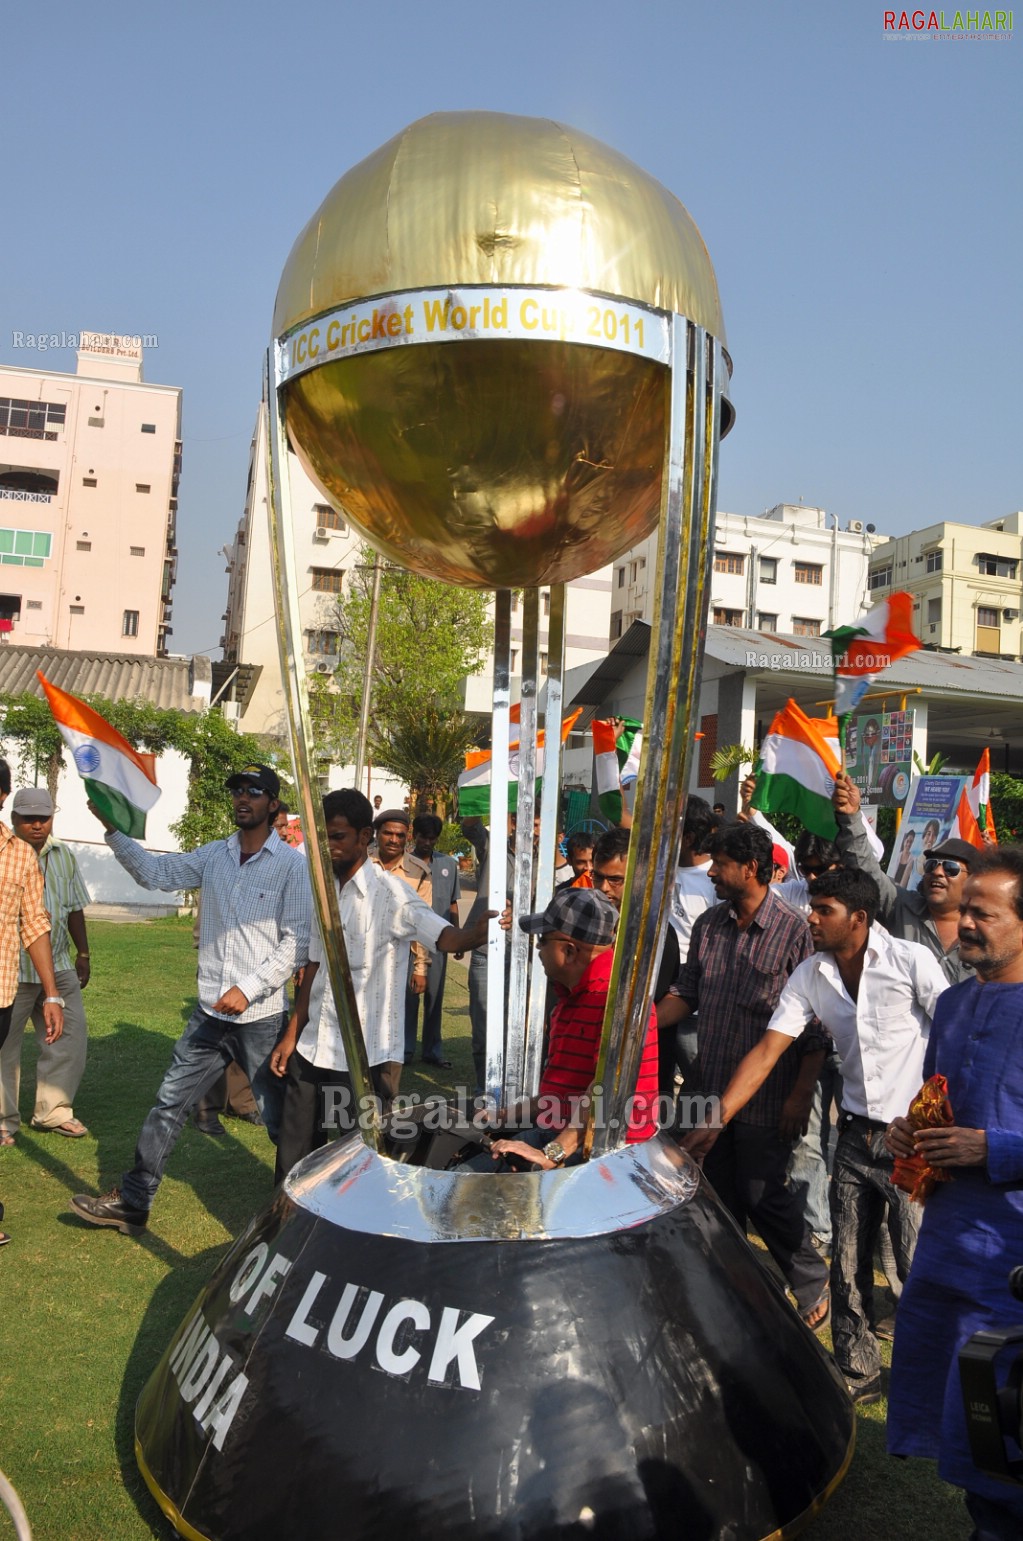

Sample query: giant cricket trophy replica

[135,113,854,1539]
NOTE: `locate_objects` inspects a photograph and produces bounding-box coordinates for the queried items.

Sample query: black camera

[959,1266,1023,1483]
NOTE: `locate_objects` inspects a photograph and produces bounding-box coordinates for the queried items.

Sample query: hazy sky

[3,1,1019,656]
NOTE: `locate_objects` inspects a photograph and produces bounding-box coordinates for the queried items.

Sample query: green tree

[369,703,479,817]
[315,546,491,763]
[990,771,1023,842]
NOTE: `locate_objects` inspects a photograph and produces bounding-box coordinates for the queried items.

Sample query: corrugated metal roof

[0,644,208,712]
[706,627,1023,699]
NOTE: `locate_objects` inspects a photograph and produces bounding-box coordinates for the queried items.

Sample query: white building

[0,333,181,655]
[611,504,887,642]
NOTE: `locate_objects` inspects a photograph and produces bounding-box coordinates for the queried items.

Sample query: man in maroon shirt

[480,887,659,1170]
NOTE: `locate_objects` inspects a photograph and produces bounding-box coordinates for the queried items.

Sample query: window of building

[136,483,151,494]
[141,423,157,434]
[509,648,518,671]
[310,566,344,593]
[542,590,551,616]
[978,606,1000,627]
[793,616,822,637]
[130,545,145,557]
[610,610,623,640]
[82,477,97,488]
[712,607,743,627]
[0,594,22,622]
[0,397,66,441]
[757,612,778,630]
[794,562,823,585]
[925,549,943,573]
[313,503,346,531]
[869,564,893,590]
[307,629,342,655]
[122,609,139,637]
[617,567,625,588]
[539,651,548,675]
[629,560,639,583]
[0,528,52,567]
[76,540,91,551]
[927,598,942,629]
[69,604,85,615]
[978,555,1018,579]
[714,551,745,576]
[87,416,104,428]
[759,556,777,584]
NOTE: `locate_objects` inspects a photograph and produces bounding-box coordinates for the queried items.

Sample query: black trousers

[703,1120,828,1316]
[274,1049,400,1184]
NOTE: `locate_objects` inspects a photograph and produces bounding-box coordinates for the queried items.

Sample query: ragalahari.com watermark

[318,1086,722,1138]
[10,330,158,354]
[883,8,1013,36]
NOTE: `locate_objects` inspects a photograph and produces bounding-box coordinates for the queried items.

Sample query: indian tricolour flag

[966,747,997,843]
[592,718,643,824]
[457,708,582,818]
[825,593,921,722]
[751,700,841,840]
[39,672,161,837]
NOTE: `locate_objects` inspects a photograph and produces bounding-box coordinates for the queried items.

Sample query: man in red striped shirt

[481,887,659,1170]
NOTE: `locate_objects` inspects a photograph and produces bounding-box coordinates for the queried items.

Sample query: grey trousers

[0,969,88,1132]
[830,1115,921,1390]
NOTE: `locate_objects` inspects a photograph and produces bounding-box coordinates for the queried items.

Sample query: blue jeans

[787,1051,843,1246]
[120,1005,283,1212]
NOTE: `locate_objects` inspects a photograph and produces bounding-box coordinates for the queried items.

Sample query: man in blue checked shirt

[70,763,311,1236]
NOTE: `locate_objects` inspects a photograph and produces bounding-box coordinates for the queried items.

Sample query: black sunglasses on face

[230,784,269,799]
[923,858,963,877]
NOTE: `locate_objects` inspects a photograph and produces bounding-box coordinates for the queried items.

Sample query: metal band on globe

[276,285,672,382]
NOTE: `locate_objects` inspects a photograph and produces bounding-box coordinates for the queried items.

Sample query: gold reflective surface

[283,339,667,588]
[274,112,725,339]
[275,112,727,587]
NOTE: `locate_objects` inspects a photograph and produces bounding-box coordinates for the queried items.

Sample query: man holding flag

[70,763,310,1235]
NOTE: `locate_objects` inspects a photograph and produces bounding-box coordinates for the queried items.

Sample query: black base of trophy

[135,1132,853,1540]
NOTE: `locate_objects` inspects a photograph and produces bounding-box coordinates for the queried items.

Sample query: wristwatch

[542,1140,568,1166]
[43,996,65,1008]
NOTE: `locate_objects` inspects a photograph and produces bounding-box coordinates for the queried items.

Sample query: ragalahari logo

[883,8,1013,36]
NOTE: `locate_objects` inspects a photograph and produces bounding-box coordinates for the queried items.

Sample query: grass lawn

[0,918,968,1539]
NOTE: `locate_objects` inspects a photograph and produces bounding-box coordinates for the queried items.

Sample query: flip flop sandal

[0,1132,15,1148]
[33,1119,89,1138]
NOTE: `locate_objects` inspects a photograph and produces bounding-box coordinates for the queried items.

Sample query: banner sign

[845,707,914,808]
[276,285,673,382]
[886,774,970,882]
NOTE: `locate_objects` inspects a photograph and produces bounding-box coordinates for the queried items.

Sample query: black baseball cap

[518,887,617,947]
[225,763,281,798]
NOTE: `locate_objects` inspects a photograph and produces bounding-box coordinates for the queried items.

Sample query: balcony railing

[0,488,54,503]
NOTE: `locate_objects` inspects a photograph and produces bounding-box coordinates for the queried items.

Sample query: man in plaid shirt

[0,759,65,1247]
[71,763,310,1236]
[661,821,831,1328]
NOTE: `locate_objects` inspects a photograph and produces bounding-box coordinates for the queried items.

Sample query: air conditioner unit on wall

[1004,609,1018,621]
[847,520,864,534]
[315,661,332,674]
[314,526,330,540]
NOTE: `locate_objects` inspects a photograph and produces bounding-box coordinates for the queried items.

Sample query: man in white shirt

[71,762,310,1235]
[270,788,493,1181]
[683,866,947,1402]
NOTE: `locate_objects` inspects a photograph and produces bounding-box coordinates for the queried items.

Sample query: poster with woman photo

[885,775,969,882]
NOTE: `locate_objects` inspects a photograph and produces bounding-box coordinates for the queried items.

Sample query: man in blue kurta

[887,846,1023,1540]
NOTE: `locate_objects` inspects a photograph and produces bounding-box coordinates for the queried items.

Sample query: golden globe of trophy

[134,113,853,1541]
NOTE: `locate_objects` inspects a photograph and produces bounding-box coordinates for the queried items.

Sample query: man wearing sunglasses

[834,773,975,984]
[71,763,310,1235]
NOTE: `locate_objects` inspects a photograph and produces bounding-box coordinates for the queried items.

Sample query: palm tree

[369,704,479,817]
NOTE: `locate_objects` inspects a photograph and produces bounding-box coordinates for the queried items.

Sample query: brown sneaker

[71,1188,148,1236]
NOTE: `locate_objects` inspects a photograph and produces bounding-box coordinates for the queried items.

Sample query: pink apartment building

[0,333,181,654]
